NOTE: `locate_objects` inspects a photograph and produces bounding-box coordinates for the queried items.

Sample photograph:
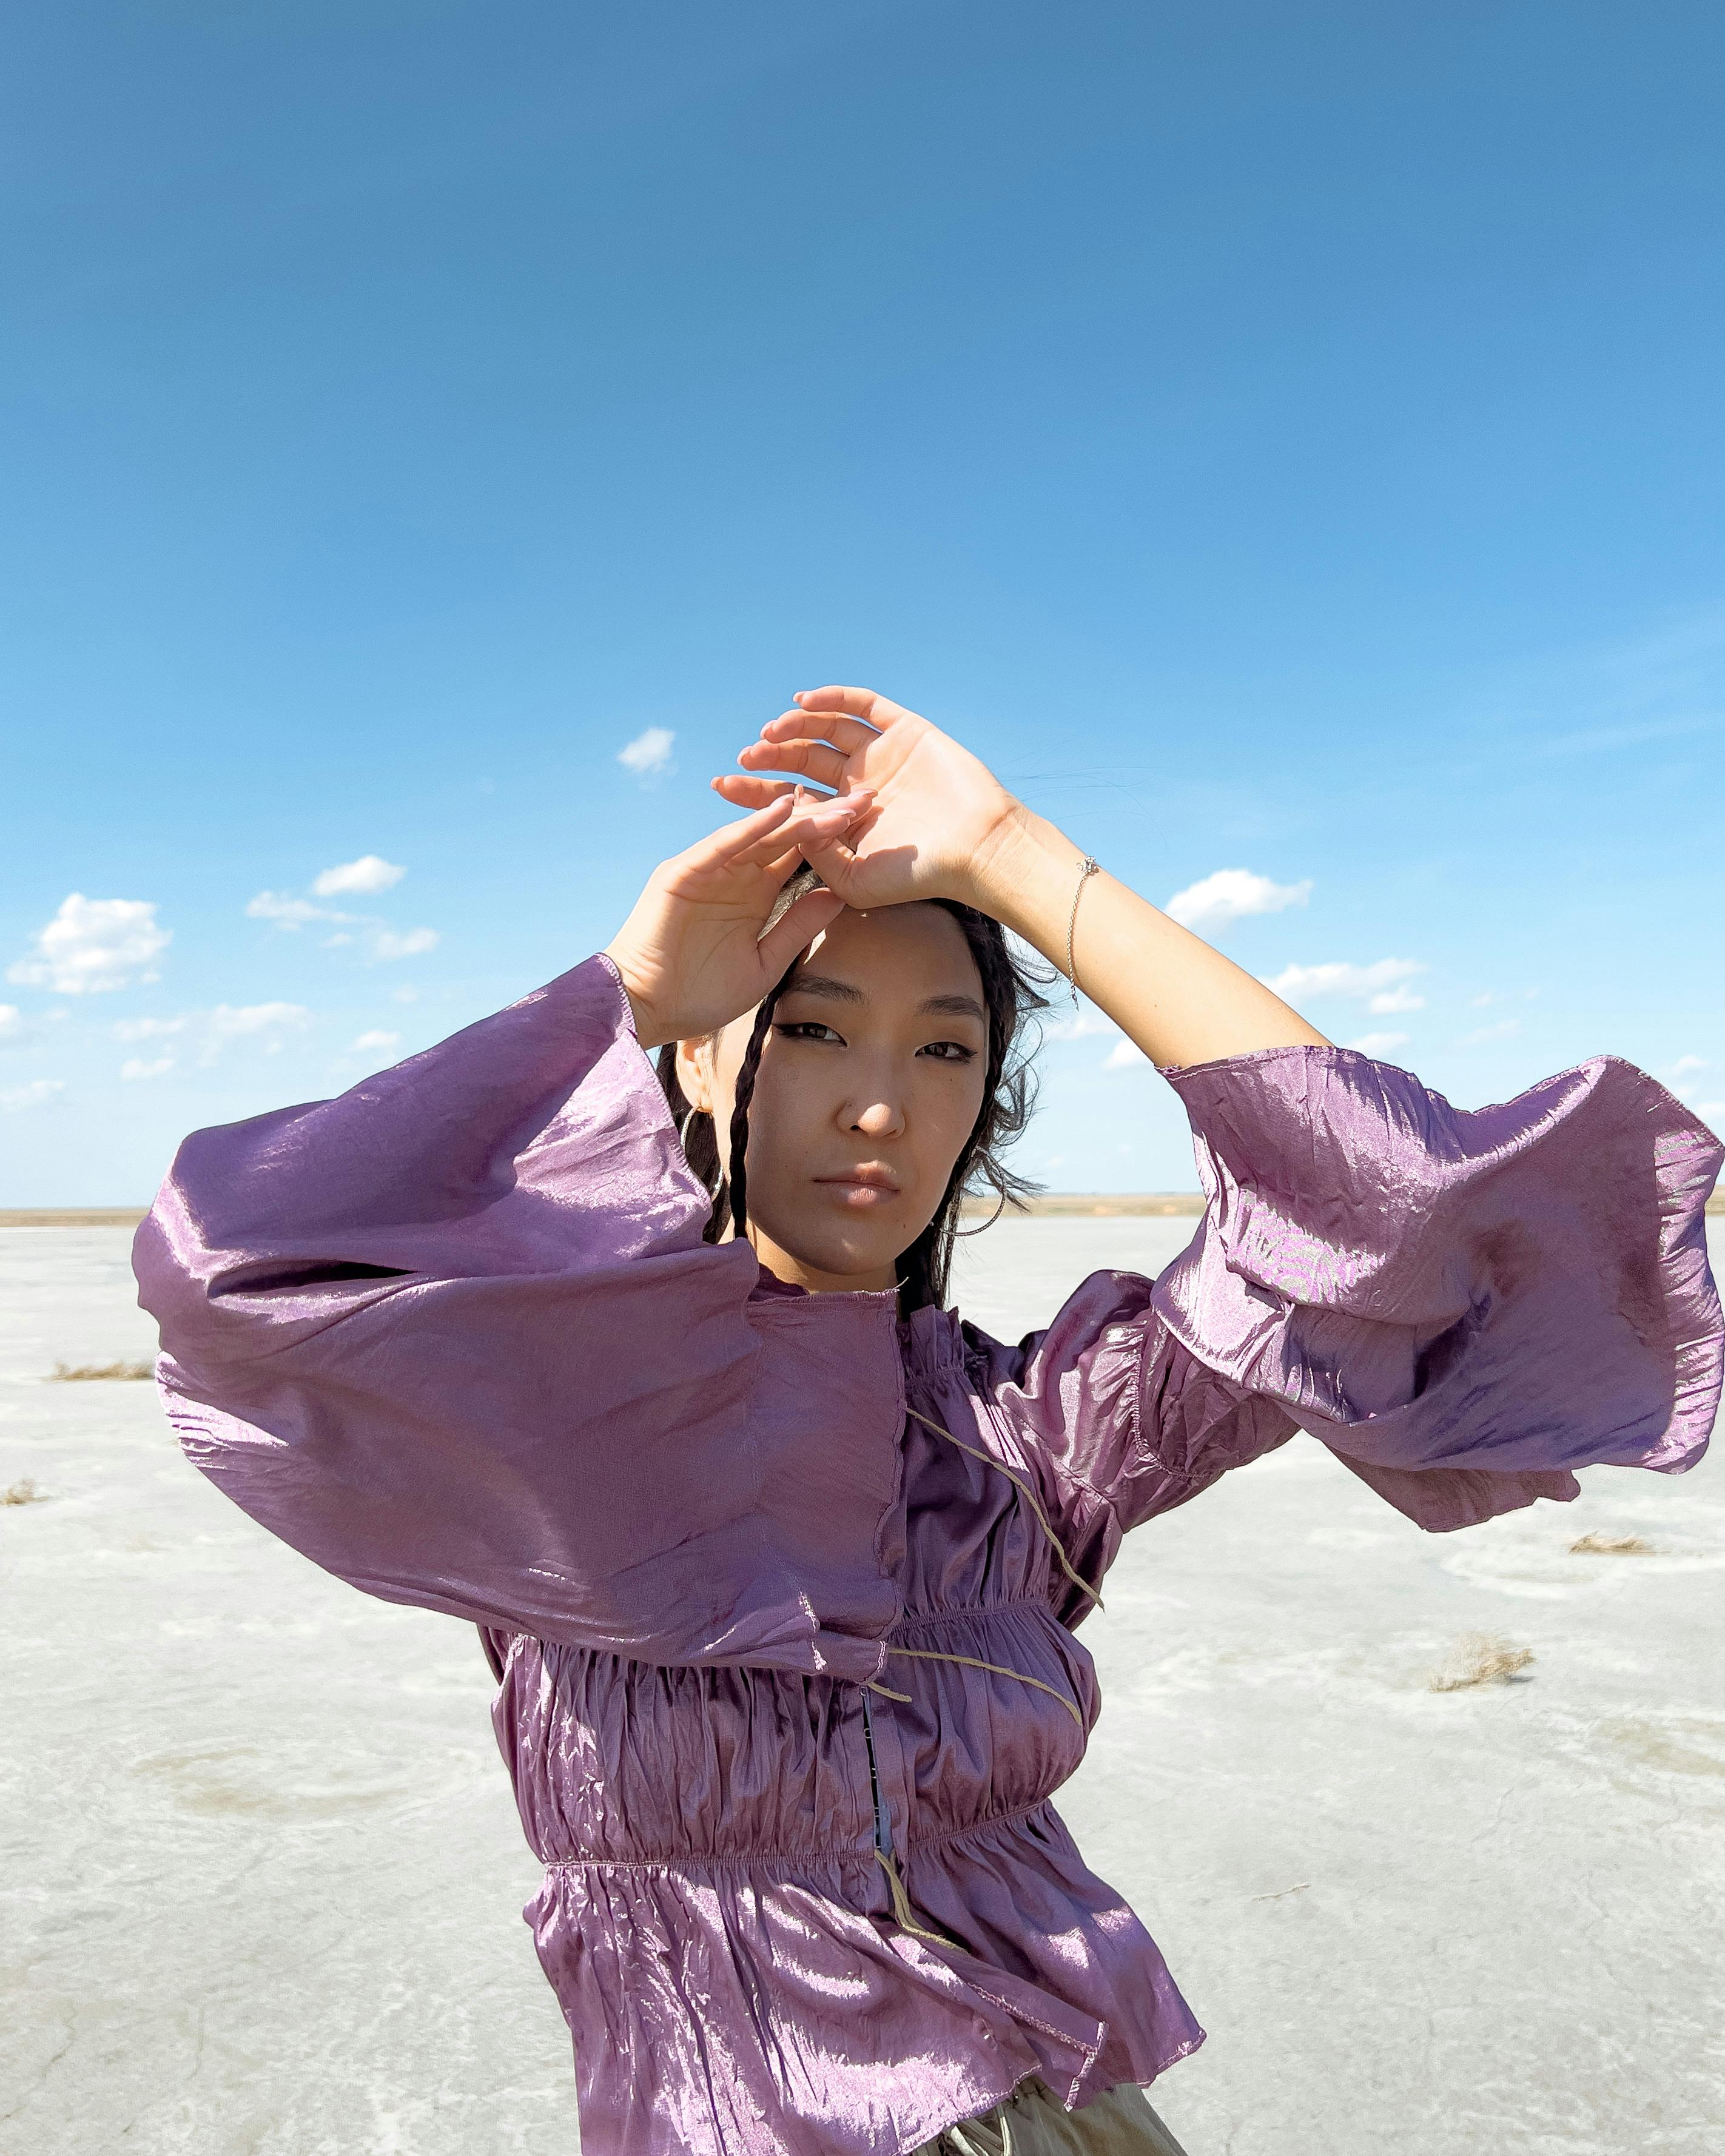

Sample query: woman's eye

[774,1021,846,1044]
[919,1040,977,1063]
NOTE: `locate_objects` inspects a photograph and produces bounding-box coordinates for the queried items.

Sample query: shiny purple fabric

[133,954,1723,2156]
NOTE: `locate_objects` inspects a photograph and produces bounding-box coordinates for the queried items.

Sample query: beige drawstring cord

[904,1406,1102,1613]
[886,1645,1084,1729]
[874,1847,961,1946]
[863,1406,1101,1733]
[863,1403,1097,1956]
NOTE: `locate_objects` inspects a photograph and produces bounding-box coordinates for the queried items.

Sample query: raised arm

[719,683,1720,1539]
[135,939,909,1679]
[715,684,1330,1067]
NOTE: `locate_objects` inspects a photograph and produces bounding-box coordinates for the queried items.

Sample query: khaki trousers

[912,2075,1191,2156]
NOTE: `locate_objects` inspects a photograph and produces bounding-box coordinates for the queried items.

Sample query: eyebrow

[782,973,986,1023]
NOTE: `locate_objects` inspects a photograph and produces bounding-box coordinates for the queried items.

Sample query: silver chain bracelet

[1065,855,1099,1007]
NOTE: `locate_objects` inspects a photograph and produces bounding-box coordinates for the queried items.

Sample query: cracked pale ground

[3,1222,1722,2155]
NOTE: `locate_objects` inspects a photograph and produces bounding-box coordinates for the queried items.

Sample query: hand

[718,684,1331,1068]
[712,686,1022,912]
[603,791,869,1049]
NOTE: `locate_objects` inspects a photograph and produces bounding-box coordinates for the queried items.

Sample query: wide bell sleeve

[975,1046,1721,1563]
[132,954,906,1677]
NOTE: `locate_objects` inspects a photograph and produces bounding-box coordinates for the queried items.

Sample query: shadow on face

[676,904,990,1294]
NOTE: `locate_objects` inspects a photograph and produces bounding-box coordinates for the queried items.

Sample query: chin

[760,1212,916,1287]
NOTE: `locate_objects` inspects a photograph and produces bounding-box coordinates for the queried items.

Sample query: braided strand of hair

[725,976,789,1241]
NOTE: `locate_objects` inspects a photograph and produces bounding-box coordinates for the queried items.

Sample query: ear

[674,1037,715,1113]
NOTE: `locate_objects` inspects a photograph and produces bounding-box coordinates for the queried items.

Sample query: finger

[736,793,866,865]
[736,739,850,788]
[794,685,912,727]
[711,773,796,809]
[757,842,807,882]
[799,831,862,889]
[755,885,846,978]
[758,709,882,754]
[690,792,796,867]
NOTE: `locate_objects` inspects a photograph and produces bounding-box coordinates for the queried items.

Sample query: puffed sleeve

[132,954,906,1677]
[975,1046,1722,1571]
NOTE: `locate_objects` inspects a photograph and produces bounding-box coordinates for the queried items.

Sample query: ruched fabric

[133,955,1722,2156]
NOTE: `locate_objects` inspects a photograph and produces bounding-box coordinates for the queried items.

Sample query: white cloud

[1,1078,66,1112]
[369,927,438,961]
[204,1003,312,1055]
[1265,959,1427,1013]
[112,1015,186,1043]
[392,985,419,1003]
[619,727,676,779]
[1462,1018,1521,1045]
[313,855,405,898]
[1102,1037,1148,1069]
[247,890,341,928]
[252,875,438,969]
[350,1029,400,1055]
[1693,1100,1725,1121]
[1043,1002,1119,1041]
[1347,1030,1411,1055]
[1523,714,1718,762]
[1165,868,1312,933]
[110,1004,312,1068]
[8,896,170,994]
[1672,1054,1707,1076]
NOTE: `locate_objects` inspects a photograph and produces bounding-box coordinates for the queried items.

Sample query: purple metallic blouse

[133,954,1723,2156]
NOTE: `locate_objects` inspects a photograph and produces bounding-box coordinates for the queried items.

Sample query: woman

[135,685,1722,2156]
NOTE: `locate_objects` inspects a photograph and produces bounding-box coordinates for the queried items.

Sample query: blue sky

[4,0,1722,1204]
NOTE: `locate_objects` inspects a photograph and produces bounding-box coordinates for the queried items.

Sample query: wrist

[599,939,667,1050]
[955,805,1085,943]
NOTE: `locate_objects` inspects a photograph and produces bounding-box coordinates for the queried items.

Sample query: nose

[843,1092,906,1141]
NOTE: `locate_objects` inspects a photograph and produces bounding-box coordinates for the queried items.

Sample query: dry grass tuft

[1570,1532,1655,1556]
[49,1358,154,1382]
[4,1477,46,1505]
[1428,1632,1536,1693]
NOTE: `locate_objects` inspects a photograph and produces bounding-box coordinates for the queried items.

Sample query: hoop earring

[679,1106,705,1149]
[953,1189,1009,1238]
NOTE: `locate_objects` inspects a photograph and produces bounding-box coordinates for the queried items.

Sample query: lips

[814,1169,902,1197]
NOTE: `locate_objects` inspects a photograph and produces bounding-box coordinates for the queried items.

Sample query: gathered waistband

[536,1793,1062,1874]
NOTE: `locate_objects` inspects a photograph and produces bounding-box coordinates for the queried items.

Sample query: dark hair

[655,899,1051,1312]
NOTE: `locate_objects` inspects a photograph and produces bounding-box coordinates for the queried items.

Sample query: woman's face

[677,903,990,1294]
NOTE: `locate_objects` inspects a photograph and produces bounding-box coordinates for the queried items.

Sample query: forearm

[961,807,1331,1068]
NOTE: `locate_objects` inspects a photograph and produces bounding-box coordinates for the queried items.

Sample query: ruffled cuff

[1150,1046,1723,1531]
